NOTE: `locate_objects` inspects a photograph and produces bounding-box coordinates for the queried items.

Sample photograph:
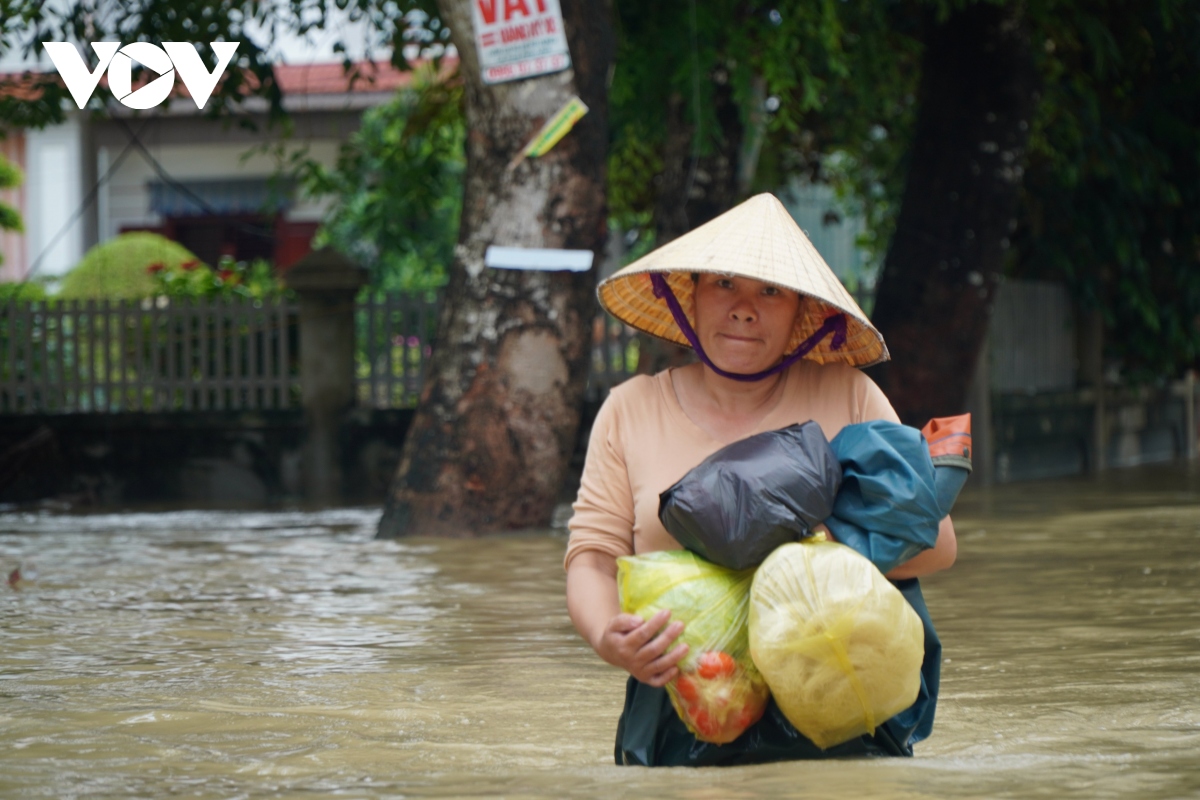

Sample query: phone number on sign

[484,53,569,83]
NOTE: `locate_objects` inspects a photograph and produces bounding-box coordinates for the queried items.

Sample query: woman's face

[691,274,802,374]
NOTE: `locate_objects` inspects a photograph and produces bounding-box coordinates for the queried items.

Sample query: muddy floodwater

[2,464,1199,798]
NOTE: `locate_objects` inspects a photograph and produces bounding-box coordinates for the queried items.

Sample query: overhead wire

[110,115,277,243]
[24,120,146,280]
[24,111,283,282]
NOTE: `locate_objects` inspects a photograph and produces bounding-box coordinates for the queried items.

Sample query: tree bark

[377,0,614,537]
[867,3,1037,425]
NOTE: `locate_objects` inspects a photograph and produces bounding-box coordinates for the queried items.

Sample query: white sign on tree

[470,0,571,85]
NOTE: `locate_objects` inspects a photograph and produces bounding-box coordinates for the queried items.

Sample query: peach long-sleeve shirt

[564,361,900,570]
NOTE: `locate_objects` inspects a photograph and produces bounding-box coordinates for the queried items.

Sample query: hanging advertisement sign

[470,0,571,85]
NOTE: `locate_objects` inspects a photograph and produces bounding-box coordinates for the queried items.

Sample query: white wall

[1,7,380,278]
[247,8,392,65]
[101,139,339,238]
[780,179,873,287]
[25,118,86,279]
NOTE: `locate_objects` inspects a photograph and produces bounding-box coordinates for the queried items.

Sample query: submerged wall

[0,409,413,509]
[984,383,1194,484]
[0,383,1192,511]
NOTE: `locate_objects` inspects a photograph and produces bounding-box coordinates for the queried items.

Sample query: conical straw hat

[598,193,888,368]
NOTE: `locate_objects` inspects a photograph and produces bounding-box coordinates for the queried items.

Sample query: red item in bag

[618,551,771,745]
[669,650,769,744]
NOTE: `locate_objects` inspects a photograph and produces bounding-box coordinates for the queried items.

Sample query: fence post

[1187,369,1197,461]
[284,248,368,505]
[966,331,994,486]
[1081,309,1107,473]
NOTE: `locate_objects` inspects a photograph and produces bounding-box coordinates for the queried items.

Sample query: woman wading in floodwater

[564,193,956,766]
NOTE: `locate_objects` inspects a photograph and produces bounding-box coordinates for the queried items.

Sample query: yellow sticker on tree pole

[509,96,589,169]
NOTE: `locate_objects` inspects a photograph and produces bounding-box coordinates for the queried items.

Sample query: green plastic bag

[617,550,770,744]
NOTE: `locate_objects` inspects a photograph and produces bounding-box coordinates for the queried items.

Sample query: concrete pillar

[1186,370,1197,461]
[284,248,367,505]
[1080,309,1106,472]
[966,331,994,486]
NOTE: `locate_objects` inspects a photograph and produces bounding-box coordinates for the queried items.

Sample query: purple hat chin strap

[649,272,847,382]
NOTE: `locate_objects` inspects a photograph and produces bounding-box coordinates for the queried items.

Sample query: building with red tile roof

[0,56,456,281]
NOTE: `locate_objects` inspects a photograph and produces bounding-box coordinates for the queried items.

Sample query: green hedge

[0,281,46,303]
[58,232,204,300]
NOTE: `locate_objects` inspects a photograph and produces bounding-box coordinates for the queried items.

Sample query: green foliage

[768,3,922,267]
[607,0,746,231]
[3,0,1195,381]
[607,125,662,239]
[0,281,44,303]
[608,0,921,264]
[0,153,22,265]
[288,70,464,292]
[150,255,286,300]
[1014,0,1200,379]
[58,233,286,301]
[58,232,204,300]
[612,0,1200,380]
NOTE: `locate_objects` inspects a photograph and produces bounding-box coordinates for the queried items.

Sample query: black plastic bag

[658,421,842,570]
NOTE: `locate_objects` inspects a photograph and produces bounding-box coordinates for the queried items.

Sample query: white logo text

[43,42,240,110]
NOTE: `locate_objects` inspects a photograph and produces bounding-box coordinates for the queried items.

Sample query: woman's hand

[595,609,689,687]
[567,551,690,685]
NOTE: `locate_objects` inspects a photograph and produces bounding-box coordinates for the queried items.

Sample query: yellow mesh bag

[618,550,770,744]
[748,539,924,749]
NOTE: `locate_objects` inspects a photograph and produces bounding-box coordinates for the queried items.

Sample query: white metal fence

[0,294,644,415]
[355,292,440,409]
[354,297,643,408]
[0,298,299,413]
[6,282,1073,417]
[588,313,638,402]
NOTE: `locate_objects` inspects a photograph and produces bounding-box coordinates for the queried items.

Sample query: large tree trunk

[867,3,1036,424]
[377,0,613,537]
